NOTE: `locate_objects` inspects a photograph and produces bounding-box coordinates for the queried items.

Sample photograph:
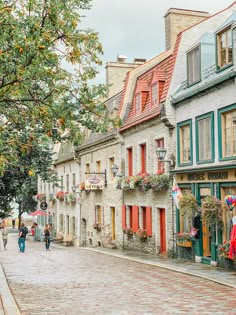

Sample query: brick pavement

[1,234,236,315]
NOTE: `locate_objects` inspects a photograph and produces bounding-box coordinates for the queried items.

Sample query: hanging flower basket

[202,196,223,229]
[36,193,46,201]
[56,191,65,201]
[179,194,200,218]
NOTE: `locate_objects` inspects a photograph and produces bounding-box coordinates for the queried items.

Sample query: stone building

[171,3,236,265]
[76,93,124,248]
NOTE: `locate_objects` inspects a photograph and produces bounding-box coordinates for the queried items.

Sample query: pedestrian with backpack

[18,223,27,253]
[44,224,51,251]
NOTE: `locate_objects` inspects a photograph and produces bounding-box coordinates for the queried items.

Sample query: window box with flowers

[36,193,46,202]
[176,232,193,247]
[56,191,65,201]
[149,174,170,192]
[137,172,152,193]
[136,228,148,241]
[123,226,133,238]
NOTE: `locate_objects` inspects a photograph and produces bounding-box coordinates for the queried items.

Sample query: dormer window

[135,93,141,114]
[217,28,232,68]
[151,83,158,106]
[187,46,200,85]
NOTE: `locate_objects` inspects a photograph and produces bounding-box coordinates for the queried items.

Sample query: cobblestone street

[1,234,236,315]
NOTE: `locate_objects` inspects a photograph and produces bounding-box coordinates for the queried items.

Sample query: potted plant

[179,194,200,219]
[136,228,148,240]
[202,196,223,229]
[218,241,230,259]
[176,232,193,247]
[123,226,133,238]
[56,191,65,201]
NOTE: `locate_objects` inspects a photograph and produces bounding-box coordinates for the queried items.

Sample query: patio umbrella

[29,210,48,216]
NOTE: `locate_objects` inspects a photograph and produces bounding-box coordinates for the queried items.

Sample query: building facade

[171,4,236,265]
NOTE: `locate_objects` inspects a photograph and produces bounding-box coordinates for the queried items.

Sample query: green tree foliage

[0,141,56,219]
[0,0,114,173]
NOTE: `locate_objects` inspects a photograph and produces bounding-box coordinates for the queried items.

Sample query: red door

[160,208,166,253]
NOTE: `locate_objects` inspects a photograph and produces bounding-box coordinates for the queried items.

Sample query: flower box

[177,241,192,248]
[56,191,65,201]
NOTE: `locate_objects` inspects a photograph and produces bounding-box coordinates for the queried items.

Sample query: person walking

[44,224,51,251]
[18,223,27,253]
[12,218,15,229]
[1,227,8,250]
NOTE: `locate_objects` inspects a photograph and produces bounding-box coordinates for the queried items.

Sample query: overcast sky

[82,0,234,83]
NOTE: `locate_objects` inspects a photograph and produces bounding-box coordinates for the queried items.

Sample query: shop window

[177,120,192,166]
[179,188,192,233]
[187,46,200,85]
[217,28,232,69]
[219,106,236,160]
[127,148,133,176]
[196,112,214,163]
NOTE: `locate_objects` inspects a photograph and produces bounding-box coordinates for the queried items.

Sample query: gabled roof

[118,50,172,120]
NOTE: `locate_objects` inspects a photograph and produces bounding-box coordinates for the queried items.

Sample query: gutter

[172,71,236,105]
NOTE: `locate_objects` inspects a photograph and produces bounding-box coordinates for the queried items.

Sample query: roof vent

[134,58,146,64]
[117,54,127,63]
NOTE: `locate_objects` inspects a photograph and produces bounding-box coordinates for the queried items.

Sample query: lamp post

[156,147,176,257]
[111,164,125,251]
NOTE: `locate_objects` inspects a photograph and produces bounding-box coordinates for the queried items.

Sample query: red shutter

[132,206,139,232]
[146,207,152,236]
[122,205,126,229]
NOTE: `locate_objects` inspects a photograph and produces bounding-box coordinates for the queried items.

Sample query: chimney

[164,8,210,50]
[106,55,142,98]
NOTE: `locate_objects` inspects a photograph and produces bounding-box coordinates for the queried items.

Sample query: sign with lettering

[85,175,104,190]
[176,169,234,183]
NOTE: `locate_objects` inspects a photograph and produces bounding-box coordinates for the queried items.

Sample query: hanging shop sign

[85,175,104,190]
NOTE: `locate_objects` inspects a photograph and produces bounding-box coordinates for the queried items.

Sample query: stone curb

[81,247,236,289]
[0,264,21,315]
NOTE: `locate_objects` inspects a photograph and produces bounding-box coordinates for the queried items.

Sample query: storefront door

[111,207,116,240]
[160,208,166,253]
[199,186,212,257]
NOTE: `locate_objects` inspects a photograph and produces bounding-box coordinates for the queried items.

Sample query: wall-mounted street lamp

[111,164,122,178]
[156,147,175,168]
[71,185,77,193]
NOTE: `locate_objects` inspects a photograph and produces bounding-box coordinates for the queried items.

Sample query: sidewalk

[78,246,236,289]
